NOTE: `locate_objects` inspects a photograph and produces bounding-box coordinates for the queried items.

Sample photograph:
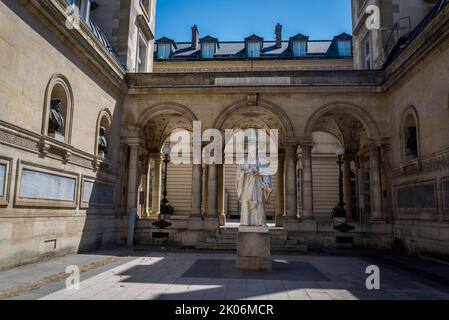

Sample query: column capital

[300,144,313,157]
[122,137,142,147]
[149,152,162,160]
[285,136,312,146]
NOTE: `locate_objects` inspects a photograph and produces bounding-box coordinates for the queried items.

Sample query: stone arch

[400,105,420,161]
[213,98,295,140]
[137,102,198,129]
[94,108,113,157]
[138,102,198,153]
[41,74,74,144]
[304,101,380,140]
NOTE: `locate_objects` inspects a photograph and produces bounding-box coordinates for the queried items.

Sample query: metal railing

[383,17,411,58]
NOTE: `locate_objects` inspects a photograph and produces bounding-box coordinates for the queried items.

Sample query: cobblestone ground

[1,248,449,300]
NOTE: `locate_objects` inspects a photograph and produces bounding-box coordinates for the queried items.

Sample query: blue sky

[155,0,352,42]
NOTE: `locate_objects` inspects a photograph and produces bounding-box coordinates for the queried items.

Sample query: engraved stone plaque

[83,181,114,205]
[20,169,76,201]
[397,183,436,209]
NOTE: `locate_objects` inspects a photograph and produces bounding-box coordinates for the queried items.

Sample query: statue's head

[248,143,258,159]
[50,99,62,111]
[99,127,106,136]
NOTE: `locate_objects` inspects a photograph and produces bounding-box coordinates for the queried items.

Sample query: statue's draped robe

[236,157,272,226]
[49,109,65,132]
[98,136,108,155]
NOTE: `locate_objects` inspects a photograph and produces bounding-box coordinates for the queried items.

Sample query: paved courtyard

[1,247,449,300]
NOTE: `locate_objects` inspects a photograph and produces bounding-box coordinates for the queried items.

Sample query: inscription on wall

[396,183,436,209]
[20,169,76,201]
[82,181,114,205]
[0,164,5,197]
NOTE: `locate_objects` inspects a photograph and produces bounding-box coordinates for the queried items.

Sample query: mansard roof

[155,33,353,60]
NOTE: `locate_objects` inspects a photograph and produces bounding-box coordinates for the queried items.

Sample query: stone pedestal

[236,226,272,271]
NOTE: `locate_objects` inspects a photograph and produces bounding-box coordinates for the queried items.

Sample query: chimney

[275,23,282,48]
[192,25,199,49]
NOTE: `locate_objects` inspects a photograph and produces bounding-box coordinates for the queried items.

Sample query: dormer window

[247,41,261,58]
[156,37,176,60]
[158,43,171,59]
[202,43,215,58]
[289,33,308,57]
[199,36,219,59]
[338,40,352,56]
[292,41,306,57]
[245,35,263,58]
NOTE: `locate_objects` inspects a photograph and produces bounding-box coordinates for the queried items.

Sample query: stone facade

[1,0,449,270]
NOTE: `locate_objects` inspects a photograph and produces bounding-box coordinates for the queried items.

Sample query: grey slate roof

[155,33,351,60]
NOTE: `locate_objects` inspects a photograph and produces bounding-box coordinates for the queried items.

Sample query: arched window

[95,108,112,159]
[401,107,419,161]
[42,75,73,144]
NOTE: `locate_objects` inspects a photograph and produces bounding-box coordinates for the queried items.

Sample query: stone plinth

[236,226,272,271]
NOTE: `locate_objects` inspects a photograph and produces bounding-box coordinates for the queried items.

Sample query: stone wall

[386,21,449,258]
[0,0,124,270]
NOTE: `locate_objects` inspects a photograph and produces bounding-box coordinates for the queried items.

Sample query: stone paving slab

[1,248,449,300]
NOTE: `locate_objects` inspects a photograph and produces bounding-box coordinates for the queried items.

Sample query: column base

[275,214,284,227]
[219,214,226,226]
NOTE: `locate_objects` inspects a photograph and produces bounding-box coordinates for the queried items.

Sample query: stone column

[191,164,202,217]
[150,153,162,214]
[284,145,297,220]
[343,155,353,218]
[217,164,226,225]
[126,139,140,246]
[275,152,285,227]
[301,144,314,220]
[369,143,383,220]
[207,164,218,216]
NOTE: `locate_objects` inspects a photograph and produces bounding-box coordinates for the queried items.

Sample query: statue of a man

[236,143,272,227]
[48,99,65,134]
[98,126,108,158]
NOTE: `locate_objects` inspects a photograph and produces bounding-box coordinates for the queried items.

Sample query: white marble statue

[236,144,272,227]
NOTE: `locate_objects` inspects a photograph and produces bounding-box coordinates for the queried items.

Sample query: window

[358,0,368,13]
[136,33,148,72]
[338,40,352,56]
[157,43,171,59]
[140,0,151,16]
[363,34,372,69]
[292,41,306,57]
[247,41,261,58]
[201,42,215,59]
[70,0,91,22]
